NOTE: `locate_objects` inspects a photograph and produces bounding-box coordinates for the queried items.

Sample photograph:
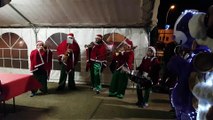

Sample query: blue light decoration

[165,24,170,30]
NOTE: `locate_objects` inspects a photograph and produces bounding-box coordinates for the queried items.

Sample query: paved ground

[0,82,176,120]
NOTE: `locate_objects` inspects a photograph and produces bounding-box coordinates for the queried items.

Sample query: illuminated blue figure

[169,6,213,120]
[167,10,200,120]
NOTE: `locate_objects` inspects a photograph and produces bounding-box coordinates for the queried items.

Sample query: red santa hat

[95,34,103,40]
[124,39,133,48]
[67,33,75,44]
[67,33,74,39]
[36,40,44,46]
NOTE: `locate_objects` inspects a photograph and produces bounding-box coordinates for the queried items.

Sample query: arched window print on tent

[45,33,81,71]
[0,32,28,69]
[102,33,129,64]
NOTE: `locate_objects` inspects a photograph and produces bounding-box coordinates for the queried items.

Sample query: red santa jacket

[137,56,160,84]
[30,49,46,72]
[113,50,134,70]
[57,40,80,72]
[138,56,160,72]
[90,43,107,66]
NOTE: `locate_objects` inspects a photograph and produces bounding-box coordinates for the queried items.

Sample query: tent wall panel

[0,28,149,85]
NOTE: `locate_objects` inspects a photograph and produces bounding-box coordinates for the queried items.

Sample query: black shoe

[138,105,143,108]
[135,102,140,106]
[56,86,64,91]
[96,90,100,94]
[30,93,36,97]
[39,89,48,94]
[38,91,48,95]
[136,102,144,108]
[69,87,77,90]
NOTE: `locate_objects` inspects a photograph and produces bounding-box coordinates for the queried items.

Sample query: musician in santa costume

[136,46,160,107]
[56,33,80,91]
[30,41,52,96]
[108,39,134,99]
[89,34,107,94]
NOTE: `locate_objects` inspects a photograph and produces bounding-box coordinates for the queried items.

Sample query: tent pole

[32,25,39,42]
[8,3,32,25]
[8,3,38,41]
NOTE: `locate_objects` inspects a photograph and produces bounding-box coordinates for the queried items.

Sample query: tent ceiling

[0,0,159,28]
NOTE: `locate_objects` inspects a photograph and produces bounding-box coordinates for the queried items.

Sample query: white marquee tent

[0,0,160,84]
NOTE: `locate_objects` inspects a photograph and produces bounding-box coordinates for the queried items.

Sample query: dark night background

[157,0,213,29]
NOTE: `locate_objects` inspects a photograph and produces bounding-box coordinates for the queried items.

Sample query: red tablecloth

[0,73,41,101]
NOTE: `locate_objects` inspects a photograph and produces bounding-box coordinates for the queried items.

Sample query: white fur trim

[148,46,156,57]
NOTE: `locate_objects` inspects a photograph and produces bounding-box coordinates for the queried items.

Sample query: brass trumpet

[62,48,73,64]
[84,42,95,48]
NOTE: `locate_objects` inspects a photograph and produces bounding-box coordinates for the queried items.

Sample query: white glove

[142,72,148,78]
